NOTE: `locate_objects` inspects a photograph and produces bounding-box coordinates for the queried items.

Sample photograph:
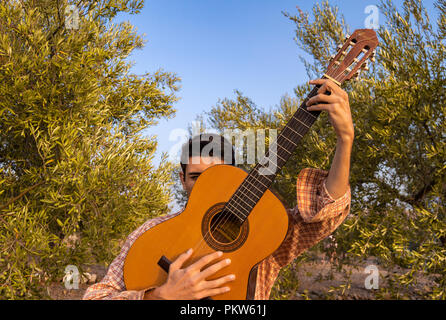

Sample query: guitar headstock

[324,29,379,85]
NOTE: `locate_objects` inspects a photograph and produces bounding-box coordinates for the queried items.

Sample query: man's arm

[268,167,351,271]
[265,79,354,271]
[306,78,354,199]
[82,221,153,300]
[83,215,170,300]
[325,138,352,199]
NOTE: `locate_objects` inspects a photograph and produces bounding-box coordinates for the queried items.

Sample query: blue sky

[114,0,437,166]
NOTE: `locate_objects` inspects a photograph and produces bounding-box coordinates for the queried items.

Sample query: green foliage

[0,0,180,299]
[269,256,307,300]
[205,0,446,299]
[171,164,188,208]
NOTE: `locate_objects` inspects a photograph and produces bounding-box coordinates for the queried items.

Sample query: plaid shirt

[83,168,351,300]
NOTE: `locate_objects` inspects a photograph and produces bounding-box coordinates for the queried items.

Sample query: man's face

[179,156,224,196]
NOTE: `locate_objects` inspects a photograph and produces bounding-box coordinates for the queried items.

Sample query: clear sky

[114,0,437,166]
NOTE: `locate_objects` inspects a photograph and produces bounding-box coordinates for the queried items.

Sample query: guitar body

[124,164,289,299]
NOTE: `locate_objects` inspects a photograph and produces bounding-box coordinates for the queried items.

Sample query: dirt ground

[283,255,437,300]
[46,253,438,300]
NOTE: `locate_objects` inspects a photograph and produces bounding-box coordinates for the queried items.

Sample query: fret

[257,165,276,176]
[250,168,274,185]
[268,149,286,163]
[291,114,311,129]
[226,200,252,221]
[225,201,248,220]
[280,127,303,151]
[258,152,279,170]
[280,134,297,147]
[232,186,260,207]
[257,148,288,170]
[238,171,271,199]
[299,107,317,119]
[283,123,303,137]
[296,107,318,123]
[234,189,260,206]
[275,143,291,155]
[241,175,265,194]
[226,200,249,217]
[225,207,246,222]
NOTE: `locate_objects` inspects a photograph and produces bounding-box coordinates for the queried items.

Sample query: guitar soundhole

[202,203,249,252]
[210,210,241,243]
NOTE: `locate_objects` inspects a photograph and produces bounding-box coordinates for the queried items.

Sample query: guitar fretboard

[225,85,322,222]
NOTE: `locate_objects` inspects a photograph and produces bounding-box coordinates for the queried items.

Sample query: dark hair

[180,133,235,175]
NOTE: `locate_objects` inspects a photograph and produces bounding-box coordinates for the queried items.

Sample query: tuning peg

[329,54,336,61]
[370,49,377,62]
[337,44,343,50]
[344,34,350,41]
[361,61,370,71]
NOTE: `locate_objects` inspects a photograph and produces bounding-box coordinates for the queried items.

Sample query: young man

[83,78,353,300]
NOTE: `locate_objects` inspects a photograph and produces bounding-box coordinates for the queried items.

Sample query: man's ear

[179,170,186,190]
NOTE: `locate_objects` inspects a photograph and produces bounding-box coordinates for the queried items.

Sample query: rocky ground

[47,263,108,300]
[46,253,438,300]
[281,255,437,300]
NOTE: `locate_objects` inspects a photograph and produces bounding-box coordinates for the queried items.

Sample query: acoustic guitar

[123,29,379,299]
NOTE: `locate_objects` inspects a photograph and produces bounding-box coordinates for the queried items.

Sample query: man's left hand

[305,79,354,144]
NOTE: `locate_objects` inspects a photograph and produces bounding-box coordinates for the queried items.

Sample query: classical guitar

[123,29,379,299]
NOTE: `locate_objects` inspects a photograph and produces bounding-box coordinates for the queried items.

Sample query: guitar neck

[226,85,322,222]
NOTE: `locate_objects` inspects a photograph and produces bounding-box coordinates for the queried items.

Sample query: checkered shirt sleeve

[82,213,181,300]
[253,168,351,299]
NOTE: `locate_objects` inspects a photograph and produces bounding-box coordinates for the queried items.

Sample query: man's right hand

[144,249,235,300]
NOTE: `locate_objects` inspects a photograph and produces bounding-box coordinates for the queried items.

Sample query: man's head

[179,133,235,196]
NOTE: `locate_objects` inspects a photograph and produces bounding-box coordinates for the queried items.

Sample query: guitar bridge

[157,255,171,273]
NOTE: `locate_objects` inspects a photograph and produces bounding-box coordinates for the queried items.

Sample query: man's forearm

[305,78,354,199]
[325,137,353,199]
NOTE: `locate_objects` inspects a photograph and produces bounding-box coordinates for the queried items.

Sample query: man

[83,78,353,300]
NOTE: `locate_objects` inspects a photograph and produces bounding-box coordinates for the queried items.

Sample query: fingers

[306,93,337,108]
[316,82,332,96]
[201,273,236,290]
[310,78,349,100]
[306,78,348,112]
[309,78,340,93]
[197,286,231,299]
[165,250,235,299]
[195,270,234,299]
[197,257,232,281]
[170,248,193,272]
[307,104,335,112]
[188,250,223,272]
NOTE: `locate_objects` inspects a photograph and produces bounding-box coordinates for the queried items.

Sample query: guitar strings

[189,86,321,256]
[194,76,339,255]
[203,105,316,242]
[204,69,348,246]
[204,85,323,235]
[194,39,374,255]
[188,72,345,259]
[191,85,323,255]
